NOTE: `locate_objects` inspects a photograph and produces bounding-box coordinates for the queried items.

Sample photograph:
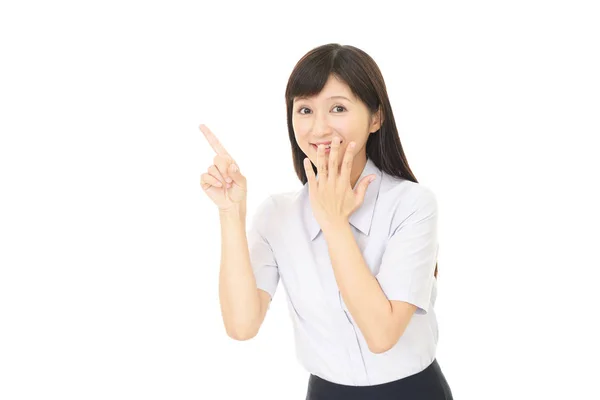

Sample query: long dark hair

[284,43,438,278]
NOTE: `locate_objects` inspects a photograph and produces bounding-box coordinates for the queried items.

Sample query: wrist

[219,204,246,220]
[321,219,350,236]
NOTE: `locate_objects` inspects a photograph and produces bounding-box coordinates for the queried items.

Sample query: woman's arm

[218,205,266,340]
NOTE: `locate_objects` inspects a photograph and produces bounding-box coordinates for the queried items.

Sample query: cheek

[292,118,309,134]
[331,120,354,139]
[336,120,366,144]
[293,123,311,144]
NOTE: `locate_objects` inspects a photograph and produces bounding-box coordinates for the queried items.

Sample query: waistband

[306,359,453,399]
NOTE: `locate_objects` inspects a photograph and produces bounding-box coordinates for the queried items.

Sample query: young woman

[200,43,453,400]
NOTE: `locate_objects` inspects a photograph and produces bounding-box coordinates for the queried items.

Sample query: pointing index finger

[199,124,231,157]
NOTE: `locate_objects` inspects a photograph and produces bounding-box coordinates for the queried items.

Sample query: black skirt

[305,358,453,400]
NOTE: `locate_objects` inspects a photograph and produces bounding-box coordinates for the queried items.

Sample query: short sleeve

[247,195,280,302]
[375,188,439,315]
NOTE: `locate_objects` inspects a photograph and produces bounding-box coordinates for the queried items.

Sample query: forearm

[323,223,393,352]
[218,205,261,338]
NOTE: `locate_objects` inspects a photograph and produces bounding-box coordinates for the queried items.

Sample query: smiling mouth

[312,144,328,152]
[311,141,342,150]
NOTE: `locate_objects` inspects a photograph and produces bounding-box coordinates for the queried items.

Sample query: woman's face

[292,75,381,180]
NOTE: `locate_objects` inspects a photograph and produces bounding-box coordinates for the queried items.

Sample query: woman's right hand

[199,124,247,211]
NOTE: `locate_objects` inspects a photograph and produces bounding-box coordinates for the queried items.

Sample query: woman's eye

[297,106,346,115]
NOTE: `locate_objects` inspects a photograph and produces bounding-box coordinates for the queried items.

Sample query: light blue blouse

[247,157,440,386]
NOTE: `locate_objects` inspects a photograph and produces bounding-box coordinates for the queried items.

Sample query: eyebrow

[295,95,354,103]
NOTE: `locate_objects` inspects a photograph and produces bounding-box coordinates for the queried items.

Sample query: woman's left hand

[303,136,377,232]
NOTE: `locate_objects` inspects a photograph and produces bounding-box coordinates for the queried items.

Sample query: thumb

[354,175,376,202]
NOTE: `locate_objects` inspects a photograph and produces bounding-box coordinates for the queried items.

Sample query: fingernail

[230,164,238,173]
[369,176,376,182]
[225,177,232,183]
[214,181,223,187]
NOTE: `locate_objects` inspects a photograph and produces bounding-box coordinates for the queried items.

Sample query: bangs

[285,45,346,103]
[286,62,336,103]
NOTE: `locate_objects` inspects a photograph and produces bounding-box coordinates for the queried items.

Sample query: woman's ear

[370,107,384,133]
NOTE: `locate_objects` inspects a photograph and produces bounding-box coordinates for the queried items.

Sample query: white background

[1,1,599,399]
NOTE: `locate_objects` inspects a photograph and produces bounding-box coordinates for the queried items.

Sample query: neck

[349,151,367,189]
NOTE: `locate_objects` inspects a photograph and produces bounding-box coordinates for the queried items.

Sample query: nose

[310,111,333,137]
